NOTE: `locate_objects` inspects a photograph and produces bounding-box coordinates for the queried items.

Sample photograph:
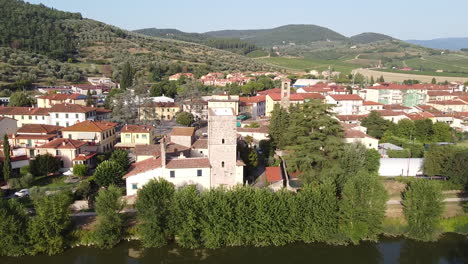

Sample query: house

[168,73,194,81]
[336,114,368,124]
[325,94,364,115]
[361,101,384,114]
[0,146,29,172]
[0,116,17,138]
[124,106,245,195]
[265,166,284,190]
[87,77,117,87]
[0,107,50,127]
[119,125,155,146]
[427,100,468,113]
[71,84,110,95]
[36,93,87,108]
[9,124,62,157]
[383,104,413,113]
[49,104,97,127]
[373,110,409,123]
[239,95,266,119]
[265,79,305,116]
[362,83,429,107]
[343,128,379,150]
[35,138,94,170]
[292,79,327,88]
[61,120,118,153]
[191,138,208,158]
[139,102,180,121]
[237,126,269,142]
[181,99,208,121]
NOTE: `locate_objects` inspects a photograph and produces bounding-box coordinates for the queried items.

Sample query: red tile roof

[36,138,87,149]
[267,93,304,101]
[344,129,376,139]
[266,167,282,183]
[329,94,363,101]
[121,125,154,133]
[73,152,97,161]
[124,157,162,178]
[383,104,411,110]
[428,100,467,105]
[257,88,282,95]
[299,93,325,100]
[373,110,406,116]
[239,95,266,105]
[61,120,117,132]
[49,104,96,113]
[171,127,195,137]
[363,101,383,106]
[0,106,49,116]
[192,138,208,149]
[16,124,63,134]
[165,157,210,169]
[38,93,86,100]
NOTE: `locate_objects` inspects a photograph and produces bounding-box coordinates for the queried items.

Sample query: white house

[49,104,96,127]
[326,94,364,115]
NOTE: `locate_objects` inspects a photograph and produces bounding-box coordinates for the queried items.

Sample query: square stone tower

[208,107,242,187]
[280,78,291,109]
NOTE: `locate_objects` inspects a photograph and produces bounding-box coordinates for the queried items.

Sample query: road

[387,197,468,205]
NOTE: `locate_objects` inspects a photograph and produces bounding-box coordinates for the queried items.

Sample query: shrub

[30,154,61,176]
[72,164,87,177]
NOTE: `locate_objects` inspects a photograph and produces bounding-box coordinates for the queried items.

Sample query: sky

[26,0,468,40]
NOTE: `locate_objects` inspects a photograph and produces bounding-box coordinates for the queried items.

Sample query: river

[3,234,467,264]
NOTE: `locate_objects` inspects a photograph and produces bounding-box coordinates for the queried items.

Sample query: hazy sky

[27,0,468,40]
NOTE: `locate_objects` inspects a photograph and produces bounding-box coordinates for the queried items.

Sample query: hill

[405,37,468,51]
[0,0,276,90]
[205,24,348,47]
[133,28,259,55]
[350,32,396,44]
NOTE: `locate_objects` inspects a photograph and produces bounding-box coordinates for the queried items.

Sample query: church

[124,105,245,196]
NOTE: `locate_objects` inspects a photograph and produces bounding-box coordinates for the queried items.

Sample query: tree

[414,118,434,142]
[284,101,344,184]
[378,75,385,82]
[447,149,468,188]
[365,148,381,174]
[393,119,415,139]
[28,192,72,255]
[120,62,134,89]
[176,111,194,126]
[72,164,87,177]
[431,77,437,84]
[86,89,93,106]
[200,188,233,248]
[8,91,34,107]
[339,172,387,244]
[432,122,452,142]
[0,199,30,256]
[93,160,125,187]
[110,149,130,171]
[423,145,455,176]
[370,76,375,85]
[403,180,443,241]
[169,185,202,248]
[29,153,61,176]
[2,134,11,182]
[268,104,289,150]
[361,111,393,139]
[135,179,175,247]
[92,185,126,249]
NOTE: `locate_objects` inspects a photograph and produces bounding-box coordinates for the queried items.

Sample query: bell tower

[280,78,291,108]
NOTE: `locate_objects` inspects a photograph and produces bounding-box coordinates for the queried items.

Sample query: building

[170,127,195,148]
[326,94,364,115]
[35,138,94,170]
[0,116,17,138]
[373,110,409,123]
[139,102,180,121]
[207,94,239,115]
[426,100,468,113]
[168,73,194,81]
[363,84,428,107]
[37,93,87,108]
[49,104,97,127]
[343,129,379,150]
[61,120,118,153]
[87,77,117,87]
[292,79,327,88]
[239,95,266,119]
[0,107,50,127]
[181,99,208,121]
[119,125,155,146]
[361,101,384,114]
[9,124,62,157]
[265,79,306,116]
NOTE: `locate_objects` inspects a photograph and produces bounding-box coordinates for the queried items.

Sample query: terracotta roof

[427,100,467,105]
[16,124,63,134]
[267,93,304,101]
[383,104,411,110]
[192,138,208,149]
[124,157,162,178]
[38,93,86,100]
[299,93,325,100]
[135,144,161,157]
[36,138,87,149]
[373,110,406,116]
[49,104,96,113]
[171,127,195,137]
[363,101,383,106]
[0,106,49,116]
[9,134,56,140]
[165,157,210,169]
[239,95,266,105]
[329,94,363,101]
[257,88,282,95]
[457,96,468,103]
[427,91,453,96]
[414,105,440,112]
[121,125,153,133]
[405,112,435,120]
[95,108,112,114]
[73,152,97,161]
[166,142,190,154]
[266,167,283,183]
[344,129,376,139]
[61,120,117,132]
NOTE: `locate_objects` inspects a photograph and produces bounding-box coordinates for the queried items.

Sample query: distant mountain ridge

[350,32,395,44]
[405,37,468,51]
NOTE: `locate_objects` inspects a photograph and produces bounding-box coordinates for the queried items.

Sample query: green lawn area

[258,57,359,74]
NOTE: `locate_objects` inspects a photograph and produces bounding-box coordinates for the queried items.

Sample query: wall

[378,158,424,177]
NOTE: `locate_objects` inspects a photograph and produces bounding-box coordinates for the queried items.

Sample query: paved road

[387,197,468,205]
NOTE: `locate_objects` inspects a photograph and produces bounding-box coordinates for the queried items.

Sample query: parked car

[14,189,29,198]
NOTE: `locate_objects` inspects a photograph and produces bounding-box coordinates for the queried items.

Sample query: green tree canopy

[110,149,130,171]
[175,111,194,126]
[0,199,30,256]
[361,111,393,139]
[93,160,125,187]
[29,153,61,176]
[2,134,11,182]
[8,91,34,106]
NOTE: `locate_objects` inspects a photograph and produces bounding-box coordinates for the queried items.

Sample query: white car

[14,189,29,198]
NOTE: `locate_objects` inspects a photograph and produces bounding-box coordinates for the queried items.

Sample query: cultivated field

[353,68,468,83]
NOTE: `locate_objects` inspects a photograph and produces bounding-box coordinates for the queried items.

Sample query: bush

[175,111,194,126]
[387,149,411,158]
[20,165,31,176]
[30,154,61,176]
[110,149,130,171]
[8,174,34,189]
[72,164,87,177]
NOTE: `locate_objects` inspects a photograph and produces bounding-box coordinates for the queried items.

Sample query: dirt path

[387,197,468,205]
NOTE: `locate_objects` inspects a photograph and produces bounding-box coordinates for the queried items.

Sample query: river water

[3,234,467,264]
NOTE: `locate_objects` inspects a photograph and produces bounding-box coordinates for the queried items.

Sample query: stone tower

[280,78,291,109]
[208,107,241,187]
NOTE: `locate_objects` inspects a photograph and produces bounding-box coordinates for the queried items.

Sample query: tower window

[221,161,225,168]
[222,139,225,144]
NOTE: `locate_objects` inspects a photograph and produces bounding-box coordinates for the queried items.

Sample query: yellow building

[8,124,62,157]
[37,93,87,108]
[120,125,155,145]
[61,120,118,153]
[35,138,95,169]
[139,102,180,121]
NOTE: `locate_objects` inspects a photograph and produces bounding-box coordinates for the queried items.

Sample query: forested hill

[204,24,349,47]
[350,32,396,44]
[0,0,83,60]
[134,28,259,55]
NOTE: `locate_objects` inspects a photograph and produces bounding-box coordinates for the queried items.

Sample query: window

[65,114,69,118]
[142,134,147,139]
[56,150,60,156]
[132,183,138,190]
[56,122,59,126]
[222,139,225,144]
[29,116,32,120]
[55,114,59,118]
[35,116,37,120]
[66,122,69,127]
[197,169,202,176]
[68,134,72,139]
[75,114,79,118]
[136,134,139,139]
[42,116,45,120]
[170,170,175,178]
[221,161,225,168]
[125,134,130,139]
[21,115,24,120]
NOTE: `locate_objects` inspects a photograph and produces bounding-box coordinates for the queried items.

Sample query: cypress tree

[200,188,233,249]
[0,199,30,256]
[268,104,289,150]
[120,62,134,89]
[3,134,11,182]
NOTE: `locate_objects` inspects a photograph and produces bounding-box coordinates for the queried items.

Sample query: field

[375,69,468,78]
[353,68,468,83]
[258,57,359,75]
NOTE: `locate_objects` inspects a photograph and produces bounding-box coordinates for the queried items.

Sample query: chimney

[62,141,66,146]
[160,136,166,168]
